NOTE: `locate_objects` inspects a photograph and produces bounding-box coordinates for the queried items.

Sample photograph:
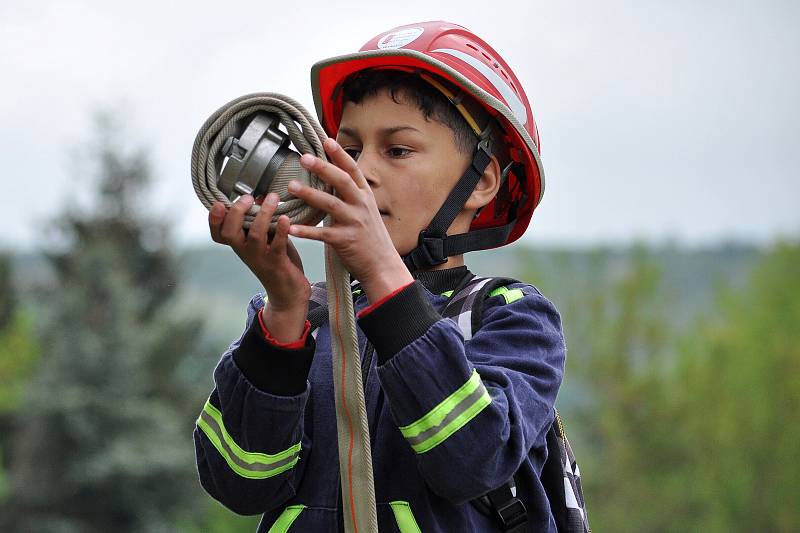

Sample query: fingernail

[324,138,337,149]
[267,192,278,205]
[287,180,300,192]
[300,154,315,167]
[239,194,253,205]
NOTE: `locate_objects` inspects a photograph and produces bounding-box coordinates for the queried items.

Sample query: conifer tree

[3,112,206,532]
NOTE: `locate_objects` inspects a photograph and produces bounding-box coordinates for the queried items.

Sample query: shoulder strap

[306,280,363,337]
[442,276,521,340]
[307,282,329,336]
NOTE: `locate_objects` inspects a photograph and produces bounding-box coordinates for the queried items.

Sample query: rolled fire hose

[191,93,378,533]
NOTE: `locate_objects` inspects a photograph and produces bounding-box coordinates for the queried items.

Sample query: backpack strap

[307,282,329,339]
[473,477,528,533]
[306,279,362,339]
[442,276,521,340]
[442,275,532,532]
[451,279,590,532]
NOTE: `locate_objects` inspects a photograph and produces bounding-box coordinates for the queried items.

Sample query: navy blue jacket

[194,266,566,532]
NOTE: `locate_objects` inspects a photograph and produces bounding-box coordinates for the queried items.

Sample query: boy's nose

[355,150,381,188]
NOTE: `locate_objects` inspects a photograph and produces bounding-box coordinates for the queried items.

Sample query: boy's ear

[464,154,502,211]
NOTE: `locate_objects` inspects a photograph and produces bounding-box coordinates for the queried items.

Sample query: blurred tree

[1,112,210,532]
[517,245,679,531]
[519,242,799,531]
[669,240,800,531]
[0,253,40,503]
[563,247,679,531]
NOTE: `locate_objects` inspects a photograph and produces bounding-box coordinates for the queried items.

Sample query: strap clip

[495,497,527,531]
[417,232,448,267]
[404,231,448,271]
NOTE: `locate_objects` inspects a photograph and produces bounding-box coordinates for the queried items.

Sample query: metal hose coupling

[190,93,378,533]
[191,92,330,229]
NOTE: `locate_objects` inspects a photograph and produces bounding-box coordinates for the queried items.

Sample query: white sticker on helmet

[432,48,528,126]
[377,27,424,49]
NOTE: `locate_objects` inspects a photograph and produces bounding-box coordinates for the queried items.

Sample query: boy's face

[336,90,472,256]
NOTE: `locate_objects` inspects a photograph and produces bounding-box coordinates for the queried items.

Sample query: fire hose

[191,93,378,533]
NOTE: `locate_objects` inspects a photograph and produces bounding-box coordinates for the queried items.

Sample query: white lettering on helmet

[432,48,528,126]
[377,28,424,49]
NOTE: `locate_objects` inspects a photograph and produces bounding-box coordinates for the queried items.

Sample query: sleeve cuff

[357,281,441,365]
[258,307,311,349]
[357,281,415,319]
[232,312,315,396]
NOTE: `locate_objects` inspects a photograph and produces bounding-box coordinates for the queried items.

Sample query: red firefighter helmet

[310,21,545,266]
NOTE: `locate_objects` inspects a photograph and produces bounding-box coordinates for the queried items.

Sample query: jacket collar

[413,265,473,295]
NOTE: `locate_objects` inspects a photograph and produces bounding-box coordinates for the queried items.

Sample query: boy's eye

[387,147,412,158]
[343,148,361,160]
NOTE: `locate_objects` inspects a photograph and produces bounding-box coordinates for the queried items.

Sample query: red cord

[328,252,359,533]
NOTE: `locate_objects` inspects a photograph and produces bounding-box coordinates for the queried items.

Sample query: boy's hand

[287,138,413,303]
[209,193,310,341]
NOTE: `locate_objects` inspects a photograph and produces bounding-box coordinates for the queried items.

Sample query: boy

[196,21,566,532]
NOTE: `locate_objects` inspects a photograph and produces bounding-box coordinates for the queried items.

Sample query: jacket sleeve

[359,281,565,504]
[194,293,315,515]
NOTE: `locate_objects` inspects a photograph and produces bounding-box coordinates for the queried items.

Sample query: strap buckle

[403,231,448,271]
[416,232,448,267]
[495,498,527,531]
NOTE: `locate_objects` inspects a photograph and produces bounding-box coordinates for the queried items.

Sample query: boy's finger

[208,202,227,243]
[246,193,278,248]
[287,180,350,220]
[322,138,369,190]
[220,194,253,248]
[299,152,360,203]
[289,223,332,244]
[270,215,291,256]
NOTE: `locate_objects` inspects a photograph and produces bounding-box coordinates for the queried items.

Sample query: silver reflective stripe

[402,383,488,447]
[198,409,300,476]
[196,399,301,480]
[432,47,528,126]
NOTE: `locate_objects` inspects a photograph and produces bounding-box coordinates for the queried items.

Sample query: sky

[1,0,798,250]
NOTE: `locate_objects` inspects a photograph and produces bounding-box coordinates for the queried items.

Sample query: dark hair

[340,69,478,156]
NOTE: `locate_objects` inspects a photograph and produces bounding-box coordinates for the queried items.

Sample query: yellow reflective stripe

[268,505,306,533]
[196,399,301,479]
[399,369,492,453]
[389,501,422,533]
[488,286,524,304]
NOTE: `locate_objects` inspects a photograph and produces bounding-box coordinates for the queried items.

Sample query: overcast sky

[1,0,797,250]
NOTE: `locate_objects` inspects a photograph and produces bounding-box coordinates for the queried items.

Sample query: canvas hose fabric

[191,93,378,533]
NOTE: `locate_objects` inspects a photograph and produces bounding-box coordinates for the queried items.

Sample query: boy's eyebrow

[338,125,422,138]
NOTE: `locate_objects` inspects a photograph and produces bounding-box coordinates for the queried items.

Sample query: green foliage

[0,254,40,415]
[0,311,39,414]
[519,241,800,532]
[0,253,40,505]
[667,240,800,531]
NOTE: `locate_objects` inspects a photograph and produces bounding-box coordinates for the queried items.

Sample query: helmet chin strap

[401,72,525,272]
[402,138,492,272]
[401,138,526,272]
